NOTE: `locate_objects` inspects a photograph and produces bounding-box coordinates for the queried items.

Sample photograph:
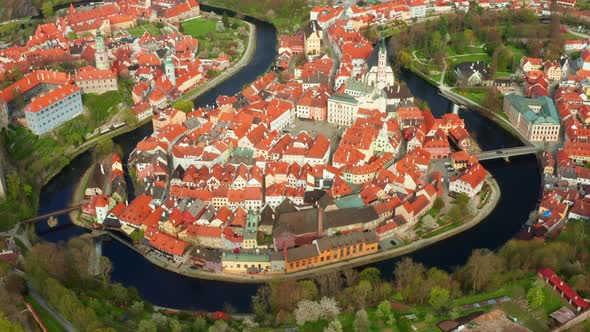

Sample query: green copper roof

[505,94,559,125]
[345,78,373,94]
[329,93,358,104]
[222,253,269,263]
[333,194,365,209]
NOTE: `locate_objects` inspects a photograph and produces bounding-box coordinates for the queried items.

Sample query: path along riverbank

[69,169,501,283]
[65,16,256,227]
[178,21,256,102]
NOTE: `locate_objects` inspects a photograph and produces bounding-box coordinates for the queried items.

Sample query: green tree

[94,138,114,159]
[137,319,157,332]
[428,286,450,311]
[5,171,20,201]
[456,193,470,206]
[462,249,505,292]
[0,311,25,332]
[192,317,208,332]
[324,319,343,332]
[129,301,144,319]
[42,1,55,17]
[173,100,195,113]
[376,300,392,322]
[527,286,544,309]
[359,267,381,284]
[222,12,230,28]
[433,197,444,211]
[354,309,370,332]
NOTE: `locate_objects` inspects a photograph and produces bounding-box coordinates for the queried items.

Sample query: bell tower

[95,30,109,70]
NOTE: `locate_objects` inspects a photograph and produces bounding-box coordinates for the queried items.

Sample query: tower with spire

[94,30,109,70]
[165,52,176,87]
[363,38,395,90]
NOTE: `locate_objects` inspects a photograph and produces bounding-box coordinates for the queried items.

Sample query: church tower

[377,39,387,85]
[165,53,176,86]
[94,30,109,70]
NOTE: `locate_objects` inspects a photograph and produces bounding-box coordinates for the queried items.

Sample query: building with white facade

[363,39,395,90]
[24,84,83,135]
[327,93,359,127]
[75,66,118,94]
[449,162,487,198]
[504,94,560,142]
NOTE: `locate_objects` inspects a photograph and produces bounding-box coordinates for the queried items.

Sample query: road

[0,223,32,249]
[179,21,256,102]
[27,283,78,332]
[565,26,590,39]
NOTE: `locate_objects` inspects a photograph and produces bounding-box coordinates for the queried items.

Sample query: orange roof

[149,232,189,257]
[185,224,222,238]
[75,66,116,81]
[25,84,80,113]
[1,70,71,103]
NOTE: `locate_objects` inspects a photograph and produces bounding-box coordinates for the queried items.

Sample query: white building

[449,163,487,198]
[327,94,359,127]
[363,39,395,90]
[24,84,83,135]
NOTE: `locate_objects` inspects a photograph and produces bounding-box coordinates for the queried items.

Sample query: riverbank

[409,67,536,148]
[21,10,257,231]
[179,20,257,103]
[68,161,501,283]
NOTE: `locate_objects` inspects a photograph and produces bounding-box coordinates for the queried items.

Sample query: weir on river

[34,6,541,312]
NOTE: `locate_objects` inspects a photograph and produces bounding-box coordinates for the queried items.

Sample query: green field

[453,87,488,105]
[24,295,68,332]
[128,23,161,37]
[83,90,122,124]
[181,18,217,38]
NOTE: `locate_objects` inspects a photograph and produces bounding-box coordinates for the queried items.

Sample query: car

[444,161,451,166]
[447,167,455,172]
[496,151,503,154]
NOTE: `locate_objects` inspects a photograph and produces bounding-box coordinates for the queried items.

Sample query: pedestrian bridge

[474,146,540,161]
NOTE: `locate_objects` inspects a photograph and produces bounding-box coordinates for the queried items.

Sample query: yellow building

[304,20,323,56]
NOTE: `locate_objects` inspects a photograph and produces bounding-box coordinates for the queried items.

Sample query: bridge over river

[474,146,540,161]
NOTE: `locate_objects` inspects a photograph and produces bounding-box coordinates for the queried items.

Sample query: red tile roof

[149,232,189,257]
[25,84,80,113]
[538,268,589,309]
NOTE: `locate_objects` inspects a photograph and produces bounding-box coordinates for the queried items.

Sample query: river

[34,10,540,312]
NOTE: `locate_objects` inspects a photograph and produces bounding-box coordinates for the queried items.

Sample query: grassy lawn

[561,32,582,40]
[24,295,68,332]
[453,87,488,105]
[83,91,122,124]
[182,18,216,38]
[448,53,491,67]
[494,71,513,78]
[422,221,461,238]
[128,23,161,37]
[501,301,549,332]
[507,44,526,62]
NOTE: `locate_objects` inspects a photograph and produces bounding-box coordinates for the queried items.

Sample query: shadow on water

[35,7,539,311]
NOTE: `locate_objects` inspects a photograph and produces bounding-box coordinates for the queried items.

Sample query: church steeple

[94,30,109,70]
[165,52,176,86]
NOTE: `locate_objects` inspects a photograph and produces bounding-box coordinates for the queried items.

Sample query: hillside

[0,0,38,21]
